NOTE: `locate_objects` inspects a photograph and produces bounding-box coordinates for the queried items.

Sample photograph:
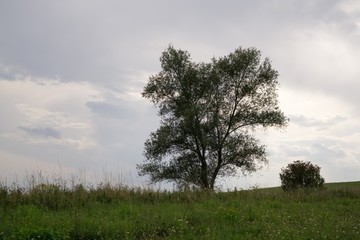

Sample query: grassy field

[0,180,359,239]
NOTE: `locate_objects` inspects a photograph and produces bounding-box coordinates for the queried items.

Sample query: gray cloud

[290,114,347,130]
[279,138,348,163]
[1,1,354,83]
[311,142,346,160]
[86,101,139,120]
[19,126,61,139]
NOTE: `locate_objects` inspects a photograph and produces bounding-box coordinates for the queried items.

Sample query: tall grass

[0,173,359,239]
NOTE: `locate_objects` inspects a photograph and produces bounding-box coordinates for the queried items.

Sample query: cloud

[86,101,139,120]
[0,78,98,153]
[0,62,28,80]
[19,126,61,139]
[311,142,346,159]
[290,114,347,130]
[280,142,345,160]
[16,104,92,130]
[1,0,360,189]
[0,70,159,182]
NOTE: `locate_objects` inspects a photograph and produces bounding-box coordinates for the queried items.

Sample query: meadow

[0,176,359,240]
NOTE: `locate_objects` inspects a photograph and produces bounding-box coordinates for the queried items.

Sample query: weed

[0,175,359,239]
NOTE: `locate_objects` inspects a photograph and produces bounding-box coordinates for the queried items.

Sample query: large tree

[138,45,287,190]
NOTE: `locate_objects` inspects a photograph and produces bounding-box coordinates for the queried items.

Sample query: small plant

[280,160,325,191]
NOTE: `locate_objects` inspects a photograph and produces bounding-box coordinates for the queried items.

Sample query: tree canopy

[280,160,325,191]
[138,45,288,190]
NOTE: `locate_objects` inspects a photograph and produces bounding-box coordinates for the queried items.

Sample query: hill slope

[0,180,359,239]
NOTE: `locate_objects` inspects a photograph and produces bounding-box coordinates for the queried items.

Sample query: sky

[1,0,359,189]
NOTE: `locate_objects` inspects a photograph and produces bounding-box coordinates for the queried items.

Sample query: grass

[0,176,359,239]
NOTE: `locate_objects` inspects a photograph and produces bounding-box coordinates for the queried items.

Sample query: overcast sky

[1,0,359,189]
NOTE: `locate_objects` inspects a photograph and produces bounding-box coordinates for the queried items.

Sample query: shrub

[280,160,325,191]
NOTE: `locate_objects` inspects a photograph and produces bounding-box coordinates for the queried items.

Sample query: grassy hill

[254,180,360,192]
[324,180,360,189]
[0,180,359,239]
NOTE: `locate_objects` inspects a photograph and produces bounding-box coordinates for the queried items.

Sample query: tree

[137,45,288,190]
[280,160,325,191]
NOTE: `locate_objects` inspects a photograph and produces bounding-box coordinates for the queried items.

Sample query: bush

[280,160,325,191]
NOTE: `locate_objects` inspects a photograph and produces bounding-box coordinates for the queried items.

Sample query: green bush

[280,160,325,191]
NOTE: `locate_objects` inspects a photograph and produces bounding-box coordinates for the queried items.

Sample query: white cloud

[0,71,158,184]
[290,114,347,130]
[338,0,360,15]
[15,104,91,130]
[290,27,360,81]
[0,78,99,150]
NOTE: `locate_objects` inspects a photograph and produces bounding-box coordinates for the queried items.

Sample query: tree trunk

[200,156,209,189]
[210,149,222,190]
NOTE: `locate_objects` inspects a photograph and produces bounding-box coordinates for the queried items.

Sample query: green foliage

[139,45,288,189]
[280,160,325,191]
